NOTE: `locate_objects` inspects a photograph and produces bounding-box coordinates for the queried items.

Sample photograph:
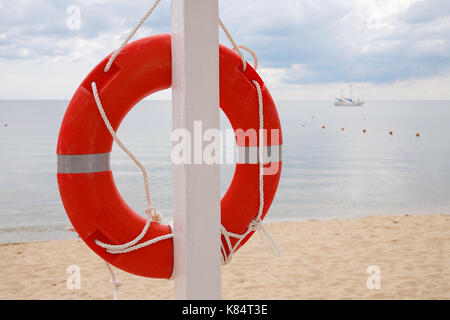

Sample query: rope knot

[110,279,121,288]
[145,207,161,223]
[249,219,261,231]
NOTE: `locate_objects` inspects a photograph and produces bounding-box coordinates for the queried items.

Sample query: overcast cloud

[0,0,449,99]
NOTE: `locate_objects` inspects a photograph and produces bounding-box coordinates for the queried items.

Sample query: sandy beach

[0,214,448,300]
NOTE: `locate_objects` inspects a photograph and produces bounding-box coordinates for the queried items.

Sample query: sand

[0,214,448,300]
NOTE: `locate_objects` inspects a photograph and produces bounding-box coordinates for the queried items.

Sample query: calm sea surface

[0,99,449,243]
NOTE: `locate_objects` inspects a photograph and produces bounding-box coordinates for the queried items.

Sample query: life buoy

[57,34,282,279]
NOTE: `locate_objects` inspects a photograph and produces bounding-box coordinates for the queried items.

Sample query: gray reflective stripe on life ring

[237,145,282,164]
[57,153,110,174]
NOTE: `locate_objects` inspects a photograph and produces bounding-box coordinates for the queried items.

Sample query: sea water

[0,99,449,243]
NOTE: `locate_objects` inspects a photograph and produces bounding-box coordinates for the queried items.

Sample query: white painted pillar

[171,0,221,299]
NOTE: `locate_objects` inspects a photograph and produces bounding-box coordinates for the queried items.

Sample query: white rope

[91,82,173,254]
[220,80,282,265]
[104,261,121,300]
[91,82,161,223]
[89,0,173,258]
[219,17,247,72]
[65,226,122,299]
[255,80,264,223]
[91,0,277,265]
[217,18,281,264]
[217,17,283,264]
[237,45,258,70]
[104,0,163,72]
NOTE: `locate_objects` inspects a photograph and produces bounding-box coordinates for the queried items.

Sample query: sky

[0,0,449,100]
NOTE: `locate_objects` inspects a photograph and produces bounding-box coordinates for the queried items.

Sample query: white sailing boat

[334,84,365,107]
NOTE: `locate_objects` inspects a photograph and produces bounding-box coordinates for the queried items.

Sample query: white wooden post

[171,0,221,299]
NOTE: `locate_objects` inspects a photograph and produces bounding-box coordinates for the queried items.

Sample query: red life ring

[57,34,282,279]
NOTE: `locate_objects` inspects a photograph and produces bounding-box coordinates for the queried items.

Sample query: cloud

[401,0,450,23]
[0,0,449,99]
[218,0,450,84]
[0,0,171,61]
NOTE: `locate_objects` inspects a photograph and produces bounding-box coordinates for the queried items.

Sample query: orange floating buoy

[389,131,393,135]
[4,124,8,127]
[322,125,325,129]
[416,132,420,137]
[341,127,344,131]
[362,129,366,133]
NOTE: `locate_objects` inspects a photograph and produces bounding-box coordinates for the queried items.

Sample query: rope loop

[235,45,258,70]
[219,17,247,72]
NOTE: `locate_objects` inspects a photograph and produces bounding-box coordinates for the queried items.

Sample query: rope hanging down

[220,80,282,264]
[65,227,122,300]
[91,81,173,254]
[90,0,281,263]
[104,261,121,300]
[104,0,163,73]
